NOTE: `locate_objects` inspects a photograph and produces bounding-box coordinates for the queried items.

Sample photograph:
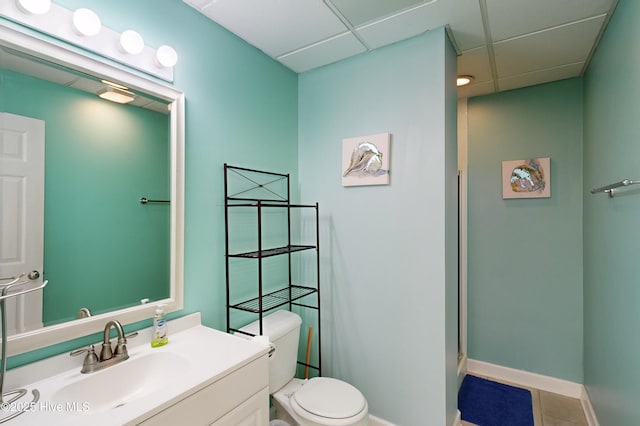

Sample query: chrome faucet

[77,307,92,319]
[100,320,127,360]
[70,320,137,374]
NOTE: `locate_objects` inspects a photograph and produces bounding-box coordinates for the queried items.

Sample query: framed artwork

[342,132,390,187]
[502,157,551,199]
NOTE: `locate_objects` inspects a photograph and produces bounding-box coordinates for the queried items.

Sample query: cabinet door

[138,356,268,425]
[211,387,269,426]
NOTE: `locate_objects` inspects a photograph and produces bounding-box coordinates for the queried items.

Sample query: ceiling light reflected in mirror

[101,79,129,91]
[97,86,136,104]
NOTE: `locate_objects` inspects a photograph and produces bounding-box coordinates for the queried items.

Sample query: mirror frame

[0,20,185,356]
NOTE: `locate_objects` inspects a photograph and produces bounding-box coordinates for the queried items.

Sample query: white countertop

[0,313,268,425]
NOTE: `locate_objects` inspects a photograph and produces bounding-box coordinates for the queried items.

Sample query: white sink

[3,313,269,425]
[51,351,190,413]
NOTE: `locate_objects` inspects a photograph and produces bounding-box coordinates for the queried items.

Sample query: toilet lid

[293,377,366,419]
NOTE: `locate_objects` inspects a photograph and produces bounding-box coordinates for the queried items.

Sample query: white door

[0,112,45,335]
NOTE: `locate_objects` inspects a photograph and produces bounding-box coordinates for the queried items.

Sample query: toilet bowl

[273,377,368,426]
[239,311,369,426]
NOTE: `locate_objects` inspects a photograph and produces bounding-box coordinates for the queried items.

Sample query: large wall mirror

[0,22,184,356]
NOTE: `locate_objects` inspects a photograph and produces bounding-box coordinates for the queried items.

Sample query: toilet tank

[238,310,302,393]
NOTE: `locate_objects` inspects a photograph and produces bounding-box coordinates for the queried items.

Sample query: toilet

[239,310,369,426]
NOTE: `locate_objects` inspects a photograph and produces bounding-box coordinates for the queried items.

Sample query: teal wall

[1,70,170,325]
[7,3,456,423]
[583,0,640,423]
[298,29,458,424]
[467,78,584,382]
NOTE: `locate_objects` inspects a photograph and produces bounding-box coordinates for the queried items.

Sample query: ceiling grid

[183,0,619,98]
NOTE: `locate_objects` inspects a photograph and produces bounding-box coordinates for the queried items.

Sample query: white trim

[367,410,461,426]
[457,353,467,390]
[457,99,468,363]
[581,387,600,426]
[466,359,583,398]
[368,415,397,426]
[466,360,601,425]
[454,409,462,426]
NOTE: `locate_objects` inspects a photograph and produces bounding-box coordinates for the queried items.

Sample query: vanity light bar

[16,0,51,15]
[0,0,177,82]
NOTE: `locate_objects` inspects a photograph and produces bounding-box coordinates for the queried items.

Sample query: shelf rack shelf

[224,164,321,377]
[228,245,316,259]
[229,285,318,313]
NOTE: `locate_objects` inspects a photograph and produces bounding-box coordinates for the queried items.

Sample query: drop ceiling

[183,0,618,98]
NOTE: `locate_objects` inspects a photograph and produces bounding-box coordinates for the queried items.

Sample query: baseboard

[368,415,396,426]
[369,409,461,426]
[466,359,601,426]
[457,354,467,381]
[581,386,600,426]
[466,359,583,398]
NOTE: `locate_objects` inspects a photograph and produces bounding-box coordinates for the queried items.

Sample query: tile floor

[460,375,589,426]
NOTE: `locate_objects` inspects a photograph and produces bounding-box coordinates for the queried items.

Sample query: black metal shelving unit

[224,164,321,377]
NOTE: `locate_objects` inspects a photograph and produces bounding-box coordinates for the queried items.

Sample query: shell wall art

[502,157,551,199]
[342,132,390,187]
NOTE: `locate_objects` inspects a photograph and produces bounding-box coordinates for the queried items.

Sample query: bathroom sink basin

[2,314,270,425]
[51,351,190,413]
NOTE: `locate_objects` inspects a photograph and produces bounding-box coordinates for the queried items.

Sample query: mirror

[0,22,184,356]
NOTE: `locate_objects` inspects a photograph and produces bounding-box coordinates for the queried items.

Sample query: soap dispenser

[151,305,168,348]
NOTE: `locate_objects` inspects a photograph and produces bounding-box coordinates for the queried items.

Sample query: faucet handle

[70,344,96,357]
[70,345,99,374]
[114,332,138,358]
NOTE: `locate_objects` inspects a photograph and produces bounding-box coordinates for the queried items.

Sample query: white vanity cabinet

[4,315,272,426]
[138,354,269,426]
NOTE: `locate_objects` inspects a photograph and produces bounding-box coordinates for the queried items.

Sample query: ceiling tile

[486,0,615,41]
[133,99,170,114]
[498,62,585,92]
[69,78,103,93]
[199,0,348,57]
[328,0,425,27]
[356,0,485,51]
[4,54,77,86]
[183,0,616,95]
[458,46,492,84]
[277,32,367,73]
[493,15,605,78]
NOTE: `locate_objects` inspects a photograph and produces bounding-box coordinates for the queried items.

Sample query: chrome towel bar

[590,179,640,198]
[140,197,170,204]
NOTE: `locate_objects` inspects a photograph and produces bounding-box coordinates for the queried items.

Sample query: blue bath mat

[458,375,534,426]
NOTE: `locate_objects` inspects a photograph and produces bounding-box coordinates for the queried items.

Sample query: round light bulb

[16,0,51,15]
[72,8,101,37]
[120,30,145,55]
[156,45,178,68]
[456,75,474,87]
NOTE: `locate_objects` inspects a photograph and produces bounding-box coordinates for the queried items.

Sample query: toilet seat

[291,377,367,421]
